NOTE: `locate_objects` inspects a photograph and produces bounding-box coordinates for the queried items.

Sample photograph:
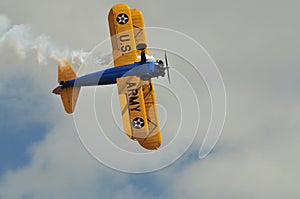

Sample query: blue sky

[0,75,49,174]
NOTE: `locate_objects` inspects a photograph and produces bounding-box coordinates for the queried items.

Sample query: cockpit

[136,50,170,82]
[137,54,156,62]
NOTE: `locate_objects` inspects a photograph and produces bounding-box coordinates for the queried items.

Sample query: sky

[0,0,300,198]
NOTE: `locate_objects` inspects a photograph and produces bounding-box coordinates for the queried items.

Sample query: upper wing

[137,80,162,149]
[131,8,162,149]
[131,8,149,55]
[131,9,162,149]
[108,4,138,67]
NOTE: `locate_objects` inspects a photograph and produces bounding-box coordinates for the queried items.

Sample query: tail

[52,60,81,114]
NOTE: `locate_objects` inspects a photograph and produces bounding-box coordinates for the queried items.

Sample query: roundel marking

[117,13,129,25]
[132,117,145,129]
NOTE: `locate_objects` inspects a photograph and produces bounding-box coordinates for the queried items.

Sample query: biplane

[52,4,171,150]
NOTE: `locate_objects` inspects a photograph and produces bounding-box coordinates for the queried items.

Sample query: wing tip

[137,132,162,150]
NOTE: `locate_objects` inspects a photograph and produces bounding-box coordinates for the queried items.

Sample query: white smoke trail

[0,15,10,37]
[0,15,89,68]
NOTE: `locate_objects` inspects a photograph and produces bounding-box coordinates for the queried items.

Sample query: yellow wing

[108,4,162,150]
[138,80,162,150]
[108,4,138,67]
[131,8,162,149]
[131,8,149,55]
[117,78,162,150]
[117,76,150,140]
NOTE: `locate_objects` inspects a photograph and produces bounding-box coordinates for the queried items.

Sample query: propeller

[164,51,171,84]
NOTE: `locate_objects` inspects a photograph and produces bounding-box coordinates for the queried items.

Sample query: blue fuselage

[64,61,160,88]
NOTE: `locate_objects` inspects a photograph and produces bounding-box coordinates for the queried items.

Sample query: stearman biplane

[52,4,171,150]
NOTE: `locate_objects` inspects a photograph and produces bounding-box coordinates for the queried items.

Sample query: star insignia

[117,13,129,24]
[132,117,145,129]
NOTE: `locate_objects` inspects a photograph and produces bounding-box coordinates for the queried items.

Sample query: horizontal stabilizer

[60,87,80,114]
[58,61,77,83]
[52,86,63,95]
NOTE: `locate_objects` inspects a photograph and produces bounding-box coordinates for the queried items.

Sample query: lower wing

[117,76,162,150]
